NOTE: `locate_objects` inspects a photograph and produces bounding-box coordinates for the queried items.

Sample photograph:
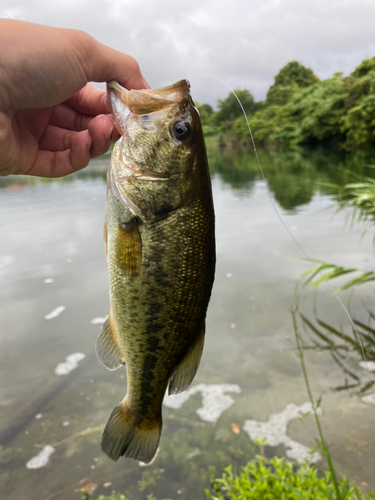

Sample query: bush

[206,457,374,500]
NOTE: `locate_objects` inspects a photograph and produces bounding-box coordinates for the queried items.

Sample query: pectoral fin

[168,322,205,395]
[96,313,125,371]
[116,218,142,278]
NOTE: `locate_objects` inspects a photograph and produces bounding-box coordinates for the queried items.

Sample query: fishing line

[187,72,368,366]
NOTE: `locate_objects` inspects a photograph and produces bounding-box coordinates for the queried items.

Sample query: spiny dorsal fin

[168,322,205,395]
[95,313,125,371]
[116,218,142,278]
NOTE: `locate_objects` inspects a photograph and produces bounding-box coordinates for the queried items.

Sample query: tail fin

[101,399,162,463]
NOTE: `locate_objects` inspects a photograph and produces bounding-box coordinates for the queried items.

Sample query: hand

[0,20,151,178]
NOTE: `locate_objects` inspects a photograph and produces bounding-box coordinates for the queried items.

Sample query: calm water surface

[1,147,375,500]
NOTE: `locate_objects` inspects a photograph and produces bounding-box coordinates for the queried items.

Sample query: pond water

[1,146,375,500]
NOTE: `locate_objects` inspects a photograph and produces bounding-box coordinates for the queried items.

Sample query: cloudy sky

[1,0,375,106]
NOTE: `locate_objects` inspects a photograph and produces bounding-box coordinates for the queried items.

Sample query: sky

[1,0,375,107]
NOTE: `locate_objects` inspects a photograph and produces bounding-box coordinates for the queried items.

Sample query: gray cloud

[1,0,375,106]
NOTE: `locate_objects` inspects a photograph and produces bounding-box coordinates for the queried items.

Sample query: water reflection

[207,144,375,210]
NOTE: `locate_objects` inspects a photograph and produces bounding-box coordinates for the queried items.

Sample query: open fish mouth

[107,79,190,117]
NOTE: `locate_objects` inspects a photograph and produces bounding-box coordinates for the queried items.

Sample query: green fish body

[97,80,215,463]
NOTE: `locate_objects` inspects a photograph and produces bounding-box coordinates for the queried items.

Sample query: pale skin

[0,19,151,178]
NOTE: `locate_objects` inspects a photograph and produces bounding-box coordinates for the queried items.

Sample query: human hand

[0,20,151,178]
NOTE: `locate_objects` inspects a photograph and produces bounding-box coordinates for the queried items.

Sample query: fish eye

[172,121,190,141]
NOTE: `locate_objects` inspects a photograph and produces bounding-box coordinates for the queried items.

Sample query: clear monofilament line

[187,72,368,366]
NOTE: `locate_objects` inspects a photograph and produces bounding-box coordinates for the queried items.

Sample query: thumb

[75,33,152,91]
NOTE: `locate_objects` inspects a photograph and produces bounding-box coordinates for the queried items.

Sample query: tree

[267,61,319,105]
[196,103,214,124]
[215,89,256,124]
[351,56,375,78]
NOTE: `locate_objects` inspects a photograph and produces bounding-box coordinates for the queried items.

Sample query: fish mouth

[107,79,190,115]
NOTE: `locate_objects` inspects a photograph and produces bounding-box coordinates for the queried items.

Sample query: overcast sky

[2,0,375,106]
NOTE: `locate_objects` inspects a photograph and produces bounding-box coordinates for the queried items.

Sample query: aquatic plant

[322,172,375,224]
[139,469,165,493]
[0,446,23,487]
[0,445,22,465]
[291,305,342,499]
[299,312,375,395]
[300,258,375,296]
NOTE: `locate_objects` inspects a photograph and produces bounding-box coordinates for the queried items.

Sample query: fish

[96,79,216,463]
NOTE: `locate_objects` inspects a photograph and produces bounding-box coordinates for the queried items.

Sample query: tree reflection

[206,144,375,211]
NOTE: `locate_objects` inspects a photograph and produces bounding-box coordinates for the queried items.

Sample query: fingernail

[143,78,153,89]
[102,95,111,113]
[86,138,92,153]
[105,123,114,139]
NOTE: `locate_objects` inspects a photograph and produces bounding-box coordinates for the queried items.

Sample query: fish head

[107,79,207,221]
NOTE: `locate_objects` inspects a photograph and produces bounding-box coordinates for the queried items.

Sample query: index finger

[65,83,110,115]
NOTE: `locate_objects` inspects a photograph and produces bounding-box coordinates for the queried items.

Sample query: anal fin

[168,322,205,395]
[95,313,125,371]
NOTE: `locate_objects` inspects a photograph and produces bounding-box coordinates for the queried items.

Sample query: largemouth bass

[97,79,215,463]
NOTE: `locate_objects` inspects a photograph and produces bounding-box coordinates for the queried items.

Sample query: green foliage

[323,171,375,222]
[215,89,256,124]
[197,103,214,122]
[341,94,375,147]
[299,258,375,296]
[267,61,319,105]
[273,61,320,89]
[351,57,375,78]
[199,56,375,149]
[289,79,346,142]
[206,457,372,500]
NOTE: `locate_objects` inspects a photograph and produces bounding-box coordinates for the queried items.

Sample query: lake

[1,145,375,500]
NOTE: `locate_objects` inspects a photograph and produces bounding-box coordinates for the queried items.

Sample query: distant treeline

[197,58,375,149]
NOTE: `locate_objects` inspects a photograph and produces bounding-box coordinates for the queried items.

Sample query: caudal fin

[101,400,162,463]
